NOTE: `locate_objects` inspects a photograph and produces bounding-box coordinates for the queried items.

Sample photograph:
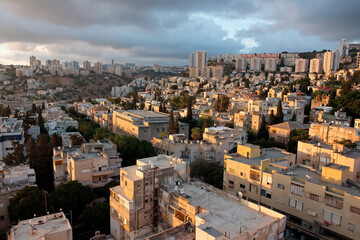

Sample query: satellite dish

[238,191,243,198]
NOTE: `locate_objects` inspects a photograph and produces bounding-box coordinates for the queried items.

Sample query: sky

[0,0,359,66]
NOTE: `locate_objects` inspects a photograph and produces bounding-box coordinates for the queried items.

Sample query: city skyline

[0,0,360,66]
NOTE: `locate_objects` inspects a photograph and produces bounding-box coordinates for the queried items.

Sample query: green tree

[49,181,95,222]
[139,102,145,110]
[288,129,309,153]
[31,103,37,113]
[190,159,223,188]
[187,98,193,120]
[50,133,62,150]
[66,126,77,132]
[275,100,284,123]
[8,186,46,222]
[169,110,176,134]
[14,109,19,118]
[214,95,230,112]
[268,110,276,126]
[3,141,25,166]
[291,112,297,121]
[175,117,179,134]
[79,203,110,234]
[191,127,202,141]
[257,115,268,139]
[70,134,85,146]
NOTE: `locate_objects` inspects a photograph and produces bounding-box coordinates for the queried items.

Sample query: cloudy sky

[0,0,359,66]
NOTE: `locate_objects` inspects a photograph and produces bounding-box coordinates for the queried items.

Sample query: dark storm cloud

[0,0,358,65]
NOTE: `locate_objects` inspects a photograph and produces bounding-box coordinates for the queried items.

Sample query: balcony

[324,196,343,209]
[92,168,113,177]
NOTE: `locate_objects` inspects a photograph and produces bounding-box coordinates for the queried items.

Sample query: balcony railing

[324,196,343,209]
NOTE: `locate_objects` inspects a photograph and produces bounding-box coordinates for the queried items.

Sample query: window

[324,193,343,209]
[277,184,285,190]
[240,172,244,176]
[348,223,355,232]
[350,206,360,215]
[229,168,235,173]
[228,180,234,189]
[290,183,304,196]
[240,184,245,189]
[323,209,342,226]
[289,198,303,211]
[308,193,320,202]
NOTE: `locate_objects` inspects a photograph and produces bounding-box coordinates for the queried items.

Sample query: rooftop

[279,165,360,197]
[172,182,282,238]
[9,212,71,240]
[268,121,310,131]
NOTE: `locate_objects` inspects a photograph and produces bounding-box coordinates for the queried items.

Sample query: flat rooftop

[175,182,279,237]
[280,165,360,197]
[127,110,169,118]
[10,212,71,240]
[227,148,294,166]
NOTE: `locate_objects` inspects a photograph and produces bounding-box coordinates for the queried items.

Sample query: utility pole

[42,190,48,213]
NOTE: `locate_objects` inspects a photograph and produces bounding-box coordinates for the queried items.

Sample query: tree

[191,127,202,141]
[268,110,276,126]
[139,102,145,110]
[257,115,269,139]
[66,126,77,132]
[148,104,152,111]
[187,98,193,120]
[50,133,62,150]
[190,159,223,188]
[288,129,309,153]
[175,117,179,134]
[31,103,37,113]
[5,106,11,117]
[8,186,46,222]
[77,95,83,102]
[159,102,163,113]
[14,109,19,118]
[79,203,110,234]
[275,100,284,123]
[70,134,85,146]
[37,108,47,134]
[3,141,25,166]
[132,88,138,103]
[169,110,176,134]
[42,102,45,110]
[291,112,297,121]
[49,181,95,223]
[214,95,230,112]
[170,85,178,90]
[31,134,54,191]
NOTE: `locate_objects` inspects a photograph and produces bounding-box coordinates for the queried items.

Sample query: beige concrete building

[268,121,309,145]
[112,110,189,142]
[53,140,122,187]
[9,212,72,240]
[309,123,360,148]
[234,111,252,131]
[223,144,360,239]
[110,155,286,240]
[309,58,323,74]
[151,134,215,164]
[297,140,360,181]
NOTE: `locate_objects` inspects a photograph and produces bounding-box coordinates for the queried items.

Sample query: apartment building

[268,121,309,144]
[234,111,252,131]
[203,126,247,165]
[309,58,323,74]
[0,118,24,160]
[235,57,247,71]
[295,58,309,73]
[110,155,286,240]
[249,58,262,72]
[151,134,215,164]
[9,212,72,240]
[323,51,340,73]
[309,123,360,148]
[53,140,122,187]
[297,140,360,181]
[223,143,360,239]
[264,58,277,72]
[112,110,189,141]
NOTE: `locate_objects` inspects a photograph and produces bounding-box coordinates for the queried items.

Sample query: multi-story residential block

[0,118,24,160]
[309,123,360,148]
[188,52,196,68]
[281,53,299,66]
[264,58,277,72]
[310,109,351,126]
[249,57,261,72]
[151,134,215,164]
[112,110,189,142]
[205,66,224,79]
[295,58,309,73]
[357,52,360,69]
[224,143,360,239]
[268,121,309,144]
[297,140,360,179]
[309,58,323,73]
[235,57,247,71]
[94,62,103,75]
[338,39,349,57]
[323,51,340,73]
[9,212,72,240]
[83,60,91,71]
[53,140,122,187]
[110,155,286,240]
[234,111,252,131]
